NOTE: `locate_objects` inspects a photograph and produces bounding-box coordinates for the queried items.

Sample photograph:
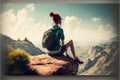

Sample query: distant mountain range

[0,33,44,55]
[78,40,119,75]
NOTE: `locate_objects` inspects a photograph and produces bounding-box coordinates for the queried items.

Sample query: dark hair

[49,12,62,25]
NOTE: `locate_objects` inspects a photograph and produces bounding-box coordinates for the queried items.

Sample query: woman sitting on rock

[42,12,83,63]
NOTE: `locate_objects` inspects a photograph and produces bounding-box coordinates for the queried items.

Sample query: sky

[0,3,118,47]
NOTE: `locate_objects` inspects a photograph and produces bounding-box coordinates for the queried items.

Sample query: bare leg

[65,40,76,58]
[64,40,83,64]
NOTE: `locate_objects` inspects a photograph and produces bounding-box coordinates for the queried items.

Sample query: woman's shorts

[49,45,66,56]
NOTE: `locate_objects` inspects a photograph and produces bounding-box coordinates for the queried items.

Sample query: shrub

[7,46,30,75]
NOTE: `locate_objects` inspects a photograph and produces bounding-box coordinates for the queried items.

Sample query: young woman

[47,12,83,63]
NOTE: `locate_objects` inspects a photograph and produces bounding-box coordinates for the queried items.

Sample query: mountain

[78,41,119,75]
[1,33,15,54]
[110,36,119,42]
[0,33,44,55]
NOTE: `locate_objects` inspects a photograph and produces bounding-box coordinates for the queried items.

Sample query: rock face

[28,54,79,75]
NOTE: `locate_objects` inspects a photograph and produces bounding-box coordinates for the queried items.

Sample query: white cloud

[26,3,35,11]
[91,17,101,22]
[1,4,48,47]
[63,16,116,46]
[64,16,82,42]
[64,16,82,28]
[17,9,28,25]
[1,6,117,48]
[98,23,114,32]
[98,25,104,32]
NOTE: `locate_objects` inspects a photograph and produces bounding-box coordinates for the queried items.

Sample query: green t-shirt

[49,25,65,51]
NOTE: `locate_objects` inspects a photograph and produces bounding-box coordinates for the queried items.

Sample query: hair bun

[49,12,54,17]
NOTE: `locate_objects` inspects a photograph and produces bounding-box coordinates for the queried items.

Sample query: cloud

[63,16,117,46]
[63,16,82,43]
[26,3,35,11]
[64,16,82,26]
[1,5,117,48]
[1,4,48,47]
[91,17,101,22]
[98,23,114,32]
[98,25,104,32]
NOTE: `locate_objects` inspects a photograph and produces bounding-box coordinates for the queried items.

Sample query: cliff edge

[28,54,80,75]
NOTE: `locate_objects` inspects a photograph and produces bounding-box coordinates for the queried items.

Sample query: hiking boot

[74,57,83,64]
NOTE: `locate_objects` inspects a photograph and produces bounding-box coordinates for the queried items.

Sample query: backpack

[42,29,55,49]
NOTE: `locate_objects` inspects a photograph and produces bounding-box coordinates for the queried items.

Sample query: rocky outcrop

[28,54,80,75]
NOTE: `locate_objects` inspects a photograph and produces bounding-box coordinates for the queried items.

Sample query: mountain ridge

[0,33,44,55]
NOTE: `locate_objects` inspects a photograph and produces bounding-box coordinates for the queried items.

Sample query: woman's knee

[69,40,73,43]
[65,40,73,47]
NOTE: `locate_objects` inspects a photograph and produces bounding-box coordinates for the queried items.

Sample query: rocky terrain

[28,54,79,75]
[1,33,118,75]
[1,33,81,75]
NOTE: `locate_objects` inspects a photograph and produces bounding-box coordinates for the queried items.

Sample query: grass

[6,45,30,75]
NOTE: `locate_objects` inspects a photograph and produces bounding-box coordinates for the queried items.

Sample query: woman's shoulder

[52,25,64,31]
[56,25,63,30]
[58,27,64,32]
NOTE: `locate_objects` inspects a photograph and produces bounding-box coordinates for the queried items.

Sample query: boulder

[28,54,79,75]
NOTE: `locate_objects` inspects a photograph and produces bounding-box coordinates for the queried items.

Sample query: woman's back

[48,25,64,51]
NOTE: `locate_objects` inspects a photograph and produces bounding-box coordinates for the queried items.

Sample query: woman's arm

[60,29,65,46]
[61,40,64,46]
